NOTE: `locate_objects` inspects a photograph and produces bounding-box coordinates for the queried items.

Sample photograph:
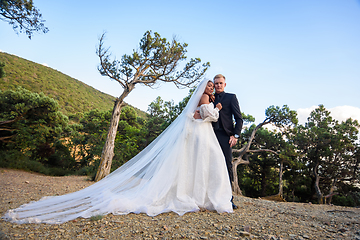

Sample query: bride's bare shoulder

[198,94,210,106]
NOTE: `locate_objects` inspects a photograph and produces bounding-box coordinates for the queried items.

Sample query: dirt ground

[1,168,359,239]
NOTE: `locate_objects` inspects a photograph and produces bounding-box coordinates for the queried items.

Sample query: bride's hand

[193,110,202,119]
[216,103,222,111]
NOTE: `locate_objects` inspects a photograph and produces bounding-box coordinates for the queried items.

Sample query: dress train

[3,80,233,224]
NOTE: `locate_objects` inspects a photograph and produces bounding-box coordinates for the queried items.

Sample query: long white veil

[3,79,212,224]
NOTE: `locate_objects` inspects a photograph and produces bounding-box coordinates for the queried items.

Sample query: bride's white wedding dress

[3,80,233,224]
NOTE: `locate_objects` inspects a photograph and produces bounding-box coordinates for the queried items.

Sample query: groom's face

[214,77,226,94]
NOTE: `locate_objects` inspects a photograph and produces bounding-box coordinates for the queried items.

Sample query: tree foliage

[290,105,359,203]
[0,61,5,78]
[0,87,68,146]
[234,104,360,206]
[0,0,48,39]
[0,87,73,175]
[232,105,298,195]
[65,107,147,178]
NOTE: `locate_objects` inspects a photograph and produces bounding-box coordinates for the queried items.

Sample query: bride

[3,79,233,224]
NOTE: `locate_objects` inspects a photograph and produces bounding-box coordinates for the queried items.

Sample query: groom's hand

[229,135,238,148]
[215,103,222,111]
[193,110,201,119]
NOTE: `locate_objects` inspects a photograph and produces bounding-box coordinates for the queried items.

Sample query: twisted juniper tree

[94,31,209,181]
[232,105,298,195]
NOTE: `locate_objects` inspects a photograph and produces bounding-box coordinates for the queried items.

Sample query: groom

[211,74,243,209]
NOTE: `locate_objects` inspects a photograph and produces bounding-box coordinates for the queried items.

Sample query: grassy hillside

[0,52,146,118]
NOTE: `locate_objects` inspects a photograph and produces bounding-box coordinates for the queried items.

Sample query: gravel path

[0,168,359,240]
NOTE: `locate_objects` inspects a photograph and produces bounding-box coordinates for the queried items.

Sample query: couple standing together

[194,74,243,209]
[3,74,243,224]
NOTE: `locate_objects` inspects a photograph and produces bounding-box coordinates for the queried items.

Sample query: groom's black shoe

[231,196,238,209]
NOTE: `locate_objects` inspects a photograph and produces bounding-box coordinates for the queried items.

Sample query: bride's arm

[200,103,220,122]
[193,94,210,119]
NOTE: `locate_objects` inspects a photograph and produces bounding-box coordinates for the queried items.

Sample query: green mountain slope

[0,52,146,118]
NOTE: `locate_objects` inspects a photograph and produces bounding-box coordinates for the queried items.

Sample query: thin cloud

[330,106,360,123]
[297,106,317,125]
[297,105,360,125]
[264,106,360,139]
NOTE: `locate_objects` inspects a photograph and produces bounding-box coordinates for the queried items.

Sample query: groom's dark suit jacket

[212,91,243,183]
[212,91,243,137]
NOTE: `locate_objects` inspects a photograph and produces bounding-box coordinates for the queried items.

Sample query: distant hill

[0,52,146,118]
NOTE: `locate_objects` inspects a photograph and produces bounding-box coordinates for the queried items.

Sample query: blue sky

[1,0,360,126]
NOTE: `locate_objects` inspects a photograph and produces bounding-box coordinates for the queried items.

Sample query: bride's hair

[206,80,214,103]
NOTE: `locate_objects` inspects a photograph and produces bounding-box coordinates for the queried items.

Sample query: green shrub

[90,215,103,221]
[0,150,75,176]
[332,194,357,207]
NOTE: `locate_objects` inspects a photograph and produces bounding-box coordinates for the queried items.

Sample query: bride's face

[204,81,214,95]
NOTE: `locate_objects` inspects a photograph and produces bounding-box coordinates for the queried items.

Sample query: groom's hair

[213,74,226,81]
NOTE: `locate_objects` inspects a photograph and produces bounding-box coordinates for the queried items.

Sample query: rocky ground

[0,168,359,240]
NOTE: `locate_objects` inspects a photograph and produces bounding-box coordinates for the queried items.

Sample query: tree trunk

[260,170,267,197]
[231,120,275,195]
[313,160,323,203]
[94,98,123,181]
[232,160,244,195]
[232,124,262,194]
[232,151,249,195]
[325,178,337,204]
[94,85,133,182]
[278,160,284,198]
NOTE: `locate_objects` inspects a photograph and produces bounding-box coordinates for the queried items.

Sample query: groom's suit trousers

[214,129,234,183]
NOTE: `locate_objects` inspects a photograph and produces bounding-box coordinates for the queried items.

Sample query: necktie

[214,93,219,105]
